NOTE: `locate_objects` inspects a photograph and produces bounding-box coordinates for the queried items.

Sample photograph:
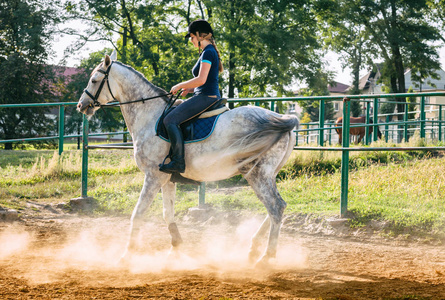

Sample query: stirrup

[159,159,185,174]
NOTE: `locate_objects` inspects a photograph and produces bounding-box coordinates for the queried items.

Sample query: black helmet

[185,19,213,39]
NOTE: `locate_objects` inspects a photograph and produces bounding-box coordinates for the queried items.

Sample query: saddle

[156,98,229,143]
[156,98,229,186]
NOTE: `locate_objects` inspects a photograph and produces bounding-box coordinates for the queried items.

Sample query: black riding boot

[159,124,185,174]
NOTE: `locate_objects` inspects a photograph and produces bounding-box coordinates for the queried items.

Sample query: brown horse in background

[335,116,382,144]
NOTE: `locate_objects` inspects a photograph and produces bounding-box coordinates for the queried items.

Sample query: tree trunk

[228,51,235,109]
[391,45,406,142]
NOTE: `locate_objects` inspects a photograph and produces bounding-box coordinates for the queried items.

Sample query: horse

[335,116,382,145]
[76,52,299,267]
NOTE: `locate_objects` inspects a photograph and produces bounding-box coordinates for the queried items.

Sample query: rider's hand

[180,88,193,97]
[170,84,183,95]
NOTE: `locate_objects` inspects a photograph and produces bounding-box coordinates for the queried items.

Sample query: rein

[83,61,175,108]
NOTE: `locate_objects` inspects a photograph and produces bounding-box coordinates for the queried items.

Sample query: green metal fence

[2,91,445,217]
[0,102,76,155]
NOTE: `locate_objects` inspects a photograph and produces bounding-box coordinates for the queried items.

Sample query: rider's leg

[159,94,219,174]
[159,124,185,173]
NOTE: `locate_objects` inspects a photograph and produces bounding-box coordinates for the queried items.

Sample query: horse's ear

[110,50,117,61]
[104,55,111,67]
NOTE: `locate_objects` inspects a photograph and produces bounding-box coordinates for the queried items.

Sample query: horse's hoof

[167,246,182,260]
[248,249,261,265]
[116,256,130,268]
[116,250,132,268]
[254,255,274,270]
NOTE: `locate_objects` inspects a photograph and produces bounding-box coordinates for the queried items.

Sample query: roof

[328,81,349,93]
[46,65,84,98]
[51,65,84,82]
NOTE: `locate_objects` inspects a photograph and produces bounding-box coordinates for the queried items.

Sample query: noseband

[83,61,117,108]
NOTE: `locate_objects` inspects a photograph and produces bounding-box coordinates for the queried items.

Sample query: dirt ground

[0,203,444,300]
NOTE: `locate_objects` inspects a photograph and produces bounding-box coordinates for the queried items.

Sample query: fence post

[438,105,442,142]
[58,105,65,155]
[420,96,426,139]
[123,126,127,143]
[328,124,332,146]
[385,115,390,143]
[340,97,350,218]
[373,98,379,141]
[199,182,206,208]
[365,101,370,145]
[81,114,89,198]
[319,99,325,146]
[404,103,408,142]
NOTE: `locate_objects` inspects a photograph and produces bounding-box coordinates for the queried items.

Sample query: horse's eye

[91,80,97,84]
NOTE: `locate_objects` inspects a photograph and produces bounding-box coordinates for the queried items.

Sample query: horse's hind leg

[244,174,287,267]
[248,215,270,263]
[162,181,183,249]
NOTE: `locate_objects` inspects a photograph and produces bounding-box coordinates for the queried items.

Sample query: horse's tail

[369,118,383,139]
[230,111,299,172]
[377,127,383,139]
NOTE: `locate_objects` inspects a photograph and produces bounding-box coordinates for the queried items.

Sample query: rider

[159,19,223,174]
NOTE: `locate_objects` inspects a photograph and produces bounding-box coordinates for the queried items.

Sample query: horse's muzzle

[77,99,95,116]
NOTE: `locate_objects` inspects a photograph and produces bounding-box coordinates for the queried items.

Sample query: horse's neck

[111,64,166,137]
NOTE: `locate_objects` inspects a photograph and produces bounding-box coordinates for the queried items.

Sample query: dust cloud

[0,227,31,259]
[0,217,307,286]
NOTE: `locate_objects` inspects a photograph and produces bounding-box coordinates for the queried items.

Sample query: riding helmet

[185,19,213,39]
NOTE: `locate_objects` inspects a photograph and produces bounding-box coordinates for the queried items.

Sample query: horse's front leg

[357,132,364,144]
[162,180,183,250]
[121,174,163,262]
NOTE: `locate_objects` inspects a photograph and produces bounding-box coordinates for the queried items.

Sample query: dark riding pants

[163,94,220,127]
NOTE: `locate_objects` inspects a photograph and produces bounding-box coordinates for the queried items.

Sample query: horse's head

[77,51,118,116]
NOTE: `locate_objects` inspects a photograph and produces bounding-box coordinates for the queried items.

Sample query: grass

[1,137,445,239]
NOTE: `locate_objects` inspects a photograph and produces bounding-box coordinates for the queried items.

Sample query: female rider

[159,19,223,174]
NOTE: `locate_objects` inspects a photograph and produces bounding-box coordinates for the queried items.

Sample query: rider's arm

[170,62,211,95]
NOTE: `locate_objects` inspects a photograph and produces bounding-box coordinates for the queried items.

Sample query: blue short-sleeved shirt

[192,44,221,97]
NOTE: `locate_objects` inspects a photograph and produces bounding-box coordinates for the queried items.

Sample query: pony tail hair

[210,37,224,73]
[200,33,224,73]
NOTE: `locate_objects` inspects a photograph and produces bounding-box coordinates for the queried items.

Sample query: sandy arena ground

[0,205,444,299]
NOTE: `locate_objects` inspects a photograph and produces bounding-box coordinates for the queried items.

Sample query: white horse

[77,52,299,267]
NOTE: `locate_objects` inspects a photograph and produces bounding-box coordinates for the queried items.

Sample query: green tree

[64,0,195,91]
[316,0,364,116]
[297,69,336,122]
[0,0,61,150]
[204,0,322,100]
[64,0,323,105]
[318,0,443,141]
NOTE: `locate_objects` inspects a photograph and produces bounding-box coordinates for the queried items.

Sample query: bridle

[83,61,175,109]
[83,61,116,108]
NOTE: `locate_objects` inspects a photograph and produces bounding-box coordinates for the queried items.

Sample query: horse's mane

[113,61,168,97]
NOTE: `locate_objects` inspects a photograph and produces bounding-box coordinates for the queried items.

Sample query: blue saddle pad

[156,115,220,144]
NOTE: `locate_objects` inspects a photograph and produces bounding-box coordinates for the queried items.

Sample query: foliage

[299,112,312,136]
[204,0,323,98]
[0,0,62,150]
[315,0,365,119]
[61,0,323,100]
[315,0,443,122]
[296,69,336,122]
